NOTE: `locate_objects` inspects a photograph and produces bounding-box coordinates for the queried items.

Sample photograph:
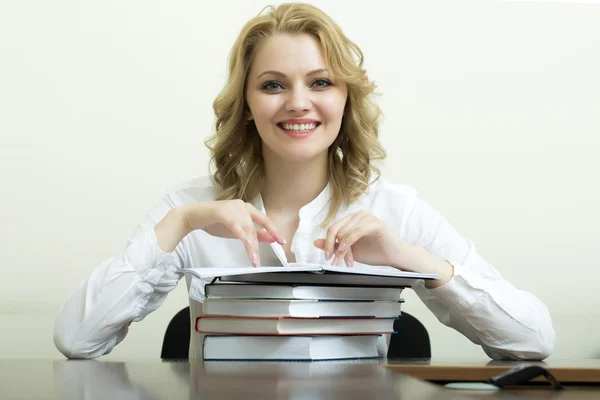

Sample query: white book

[201,335,381,361]
[202,298,403,318]
[180,263,438,288]
[205,283,403,301]
[195,315,396,335]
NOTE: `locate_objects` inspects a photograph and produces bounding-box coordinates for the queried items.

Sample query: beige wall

[1,0,599,361]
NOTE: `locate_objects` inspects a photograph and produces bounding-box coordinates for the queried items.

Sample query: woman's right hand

[180,200,285,267]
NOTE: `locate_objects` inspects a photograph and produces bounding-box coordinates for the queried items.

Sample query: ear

[245,109,254,122]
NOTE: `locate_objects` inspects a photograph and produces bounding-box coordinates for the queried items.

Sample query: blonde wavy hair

[205,2,386,225]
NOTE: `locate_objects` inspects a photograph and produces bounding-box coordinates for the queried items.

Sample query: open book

[179,263,438,288]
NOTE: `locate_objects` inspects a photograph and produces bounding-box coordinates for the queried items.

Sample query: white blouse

[53,176,555,360]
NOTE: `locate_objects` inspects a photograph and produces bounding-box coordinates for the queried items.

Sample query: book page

[180,265,323,279]
[323,265,439,280]
[180,263,438,280]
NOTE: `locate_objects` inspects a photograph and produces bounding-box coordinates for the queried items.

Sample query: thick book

[180,263,438,288]
[201,334,381,361]
[201,298,403,318]
[195,315,396,335]
[205,283,403,300]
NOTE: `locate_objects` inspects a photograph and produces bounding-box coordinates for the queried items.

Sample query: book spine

[195,314,398,335]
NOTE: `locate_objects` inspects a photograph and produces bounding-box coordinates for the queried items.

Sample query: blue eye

[262,81,283,91]
[312,79,332,88]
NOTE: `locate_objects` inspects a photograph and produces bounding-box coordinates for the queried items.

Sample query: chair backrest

[160,306,191,360]
[160,307,431,360]
[387,312,431,359]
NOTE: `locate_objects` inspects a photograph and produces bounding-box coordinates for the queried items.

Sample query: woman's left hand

[313,210,454,287]
[313,210,408,268]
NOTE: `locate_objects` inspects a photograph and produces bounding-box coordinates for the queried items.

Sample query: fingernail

[332,257,339,266]
[278,238,287,245]
[245,236,252,244]
[325,251,331,260]
[348,260,354,268]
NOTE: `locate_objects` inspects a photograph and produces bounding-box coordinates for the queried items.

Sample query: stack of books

[180,264,438,361]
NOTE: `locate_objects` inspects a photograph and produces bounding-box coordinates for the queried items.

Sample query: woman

[54,3,555,360]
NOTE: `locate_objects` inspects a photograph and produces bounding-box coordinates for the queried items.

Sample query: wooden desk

[0,359,458,400]
[0,359,598,399]
[386,359,600,384]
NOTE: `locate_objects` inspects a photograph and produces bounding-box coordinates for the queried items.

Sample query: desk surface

[386,359,600,384]
[1,359,599,400]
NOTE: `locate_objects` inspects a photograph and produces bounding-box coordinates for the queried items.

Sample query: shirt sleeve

[53,193,186,359]
[401,194,556,360]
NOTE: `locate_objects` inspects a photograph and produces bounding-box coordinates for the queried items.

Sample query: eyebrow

[256,68,328,80]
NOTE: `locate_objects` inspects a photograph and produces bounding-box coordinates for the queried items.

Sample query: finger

[231,217,260,267]
[332,247,347,267]
[313,238,326,250]
[344,247,354,268]
[331,213,368,265]
[336,212,368,253]
[341,216,382,250]
[315,238,341,264]
[333,246,351,267]
[325,215,351,261]
[226,221,247,242]
[247,205,286,245]
[243,218,261,267]
[257,230,277,243]
[225,221,258,266]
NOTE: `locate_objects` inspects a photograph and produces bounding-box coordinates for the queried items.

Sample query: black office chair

[160,307,191,360]
[387,312,431,359]
[161,306,431,360]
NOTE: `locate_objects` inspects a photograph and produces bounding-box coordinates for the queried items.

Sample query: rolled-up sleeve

[402,194,556,360]
[54,196,185,359]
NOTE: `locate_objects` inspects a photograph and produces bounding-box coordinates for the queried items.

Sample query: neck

[261,152,329,214]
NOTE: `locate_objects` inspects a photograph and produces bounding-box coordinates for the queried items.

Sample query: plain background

[1,0,599,361]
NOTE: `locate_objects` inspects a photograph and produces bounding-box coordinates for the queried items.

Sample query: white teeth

[281,123,318,132]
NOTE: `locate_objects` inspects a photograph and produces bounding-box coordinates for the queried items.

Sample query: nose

[285,86,312,112]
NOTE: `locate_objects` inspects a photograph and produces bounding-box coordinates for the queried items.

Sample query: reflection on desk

[53,361,155,400]
[1,359,599,400]
[1,359,451,400]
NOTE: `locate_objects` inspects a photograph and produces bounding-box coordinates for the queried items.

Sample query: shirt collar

[251,182,332,222]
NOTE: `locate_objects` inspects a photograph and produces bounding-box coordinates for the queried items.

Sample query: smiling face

[245,33,348,164]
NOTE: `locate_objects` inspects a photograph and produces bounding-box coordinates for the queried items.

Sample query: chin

[271,145,329,164]
[282,150,325,163]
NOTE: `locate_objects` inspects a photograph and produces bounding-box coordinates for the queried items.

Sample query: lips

[276,122,321,138]
[277,122,321,132]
